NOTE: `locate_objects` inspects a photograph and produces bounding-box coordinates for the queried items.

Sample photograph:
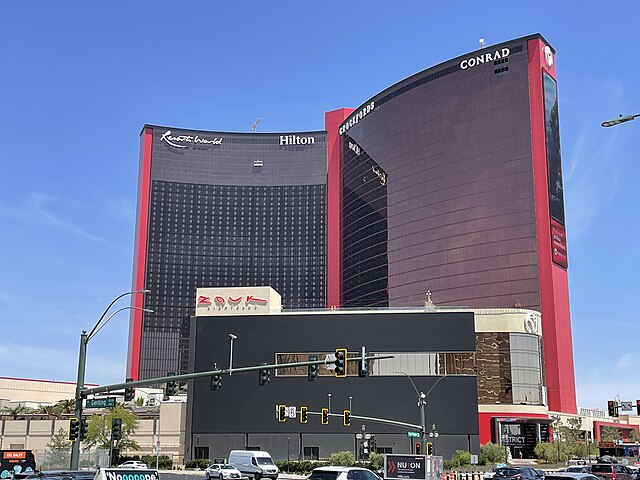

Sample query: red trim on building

[527,38,577,414]
[593,421,640,442]
[325,109,354,308]
[478,411,550,445]
[126,126,154,380]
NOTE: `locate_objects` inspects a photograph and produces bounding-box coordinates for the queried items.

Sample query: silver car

[206,464,242,480]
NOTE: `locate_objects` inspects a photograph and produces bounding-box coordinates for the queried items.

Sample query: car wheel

[255,474,261,480]
[205,475,209,480]
[220,475,224,480]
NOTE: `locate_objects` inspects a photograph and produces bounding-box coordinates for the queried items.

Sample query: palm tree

[53,399,76,415]
[1,405,33,419]
[35,405,59,416]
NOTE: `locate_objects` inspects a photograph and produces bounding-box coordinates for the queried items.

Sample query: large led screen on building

[543,72,568,268]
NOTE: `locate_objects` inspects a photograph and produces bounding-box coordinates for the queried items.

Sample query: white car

[308,466,382,480]
[118,460,149,469]
[206,464,242,480]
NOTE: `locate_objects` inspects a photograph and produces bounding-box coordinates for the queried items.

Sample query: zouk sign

[195,286,282,316]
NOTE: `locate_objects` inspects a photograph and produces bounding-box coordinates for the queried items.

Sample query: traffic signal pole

[419,393,427,456]
[70,331,87,470]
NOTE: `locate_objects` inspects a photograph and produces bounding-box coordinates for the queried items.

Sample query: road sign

[86,397,116,408]
[384,454,427,480]
[287,406,297,418]
[356,433,363,439]
[407,431,421,438]
[325,353,336,370]
[621,401,633,411]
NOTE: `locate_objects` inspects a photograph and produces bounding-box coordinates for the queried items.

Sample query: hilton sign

[195,286,282,316]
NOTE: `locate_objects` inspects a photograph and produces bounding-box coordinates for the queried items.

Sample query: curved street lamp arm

[87,289,150,339]
[424,374,448,398]
[87,305,153,342]
[394,371,421,399]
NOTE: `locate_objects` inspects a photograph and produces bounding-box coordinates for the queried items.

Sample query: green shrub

[275,461,327,475]
[141,455,173,470]
[450,450,471,468]
[479,442,506,465]
[329,451,355,466]
[185,459,210,469]
[368,453,384,471]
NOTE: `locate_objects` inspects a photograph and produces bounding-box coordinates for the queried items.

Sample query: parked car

[484,469,498,480]
[206,464,242,480]
[118,461,149,469]
[590,464,635,480]
[494,467,545,480]
[308,466,382,480]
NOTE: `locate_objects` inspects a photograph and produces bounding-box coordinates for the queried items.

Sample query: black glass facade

[135,128,327,380]
[338,39,541,310]
[341,136,388,306]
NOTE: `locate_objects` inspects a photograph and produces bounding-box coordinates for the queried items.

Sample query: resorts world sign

[460,47,510,70]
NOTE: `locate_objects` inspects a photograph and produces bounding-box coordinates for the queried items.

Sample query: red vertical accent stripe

[325,109,354,308]
[126,126,154,380]
[527,39,577,413]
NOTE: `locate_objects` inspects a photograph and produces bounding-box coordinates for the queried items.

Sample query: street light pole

[70,290,151,470]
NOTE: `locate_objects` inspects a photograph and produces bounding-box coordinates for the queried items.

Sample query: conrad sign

[460,47,510,70]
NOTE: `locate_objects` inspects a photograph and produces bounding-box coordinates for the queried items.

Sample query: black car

[494,467,545,480]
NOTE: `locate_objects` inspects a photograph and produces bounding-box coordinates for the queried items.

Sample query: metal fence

[35,449,110,470]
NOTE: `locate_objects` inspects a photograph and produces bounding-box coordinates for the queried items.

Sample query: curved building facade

[128,127,327,380]
[129,33,576,415]
[326,34,575,413]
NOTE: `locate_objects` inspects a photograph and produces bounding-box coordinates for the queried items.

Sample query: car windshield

[222,466,236,470]
[256,458,274,466]
[309,471,340,480]
[496,469,521,476]
[590,466,612,473]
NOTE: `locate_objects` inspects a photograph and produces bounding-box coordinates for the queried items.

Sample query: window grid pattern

[140,180,326,379]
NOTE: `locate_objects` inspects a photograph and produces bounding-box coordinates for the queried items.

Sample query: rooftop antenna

[251,118,261,133]
[479,38,486,48]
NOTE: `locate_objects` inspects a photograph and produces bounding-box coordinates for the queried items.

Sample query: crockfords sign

[339,101,375,135]
[161,130,223,148]
[460,47,510,70]
[280,135,315,146]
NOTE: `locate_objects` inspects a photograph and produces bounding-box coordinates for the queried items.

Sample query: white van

[228,450,279,480]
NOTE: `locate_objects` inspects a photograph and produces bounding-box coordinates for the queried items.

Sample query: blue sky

[0,1,638,411]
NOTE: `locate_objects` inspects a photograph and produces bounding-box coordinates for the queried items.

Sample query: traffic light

[300,406,308,424]
[124,377,135,402]
[358,346,369,378]
[308,354,319,381]
[278,404,287,423]
[321,408,329,425]
[165,372,178,397]
[111,418,122,441]
[259,363,271,386]
[79,418,88,441]
[608,400,618,417]
[636,400,640,416]
[211,374,223,390]
[343,409,351,427]
[68,417,80,442]
[415,442,421,455]
[334,348,347,377]
[426,442,433,455]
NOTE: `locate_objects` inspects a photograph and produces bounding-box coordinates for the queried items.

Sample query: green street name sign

[86,398,116,408]
[407,431,420,438]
